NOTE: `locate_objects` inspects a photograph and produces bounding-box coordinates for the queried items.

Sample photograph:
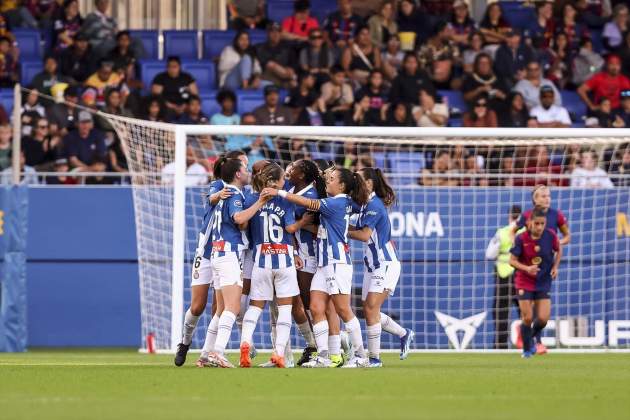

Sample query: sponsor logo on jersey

[435,311,487,351]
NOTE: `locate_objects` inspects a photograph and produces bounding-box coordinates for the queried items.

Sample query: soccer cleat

[207,352,235,368]
[400,329,415,360]
[270,352,286,368]
[239,342,252,368]
[195,356,212,368]
[521,351,533,359]
[368,357,383,368]
[302,355,332,368]
[174,343,190,367]
[330,354,344,368]
[341,356,370,368]
[258,360,276,368]
[536,343,548,355]
[296,346,317,366]
[340,331,353,360]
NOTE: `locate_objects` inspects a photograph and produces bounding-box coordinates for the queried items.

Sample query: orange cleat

[536,343,548,355]
[240,342,252,368]
[515,324,523,349]
[270,352,286,368]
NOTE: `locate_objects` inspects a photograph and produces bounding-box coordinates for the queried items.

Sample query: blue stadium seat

[590,29,604,53]
[388,151,425,185]
[310,0,337,25]
[561,90,587,122]
[164,30,199,60]
[499,1,536,30]
[203,30,236,60]
[182,61,216,90]
[21,60,43,86]
[139,60,166,92]
[199,90,219,118]
[267,1,295,25]
[248,29,267,46]
[438,90,466,115]
[129,30,159,59]
[0,89,13,115]
[237,90,264,113]
[13,29,41,60]
[372,152,387,170]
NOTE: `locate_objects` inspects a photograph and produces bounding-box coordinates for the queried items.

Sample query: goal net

[103,114,630,352]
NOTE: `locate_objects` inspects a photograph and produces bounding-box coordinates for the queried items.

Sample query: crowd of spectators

[0,0,628,187]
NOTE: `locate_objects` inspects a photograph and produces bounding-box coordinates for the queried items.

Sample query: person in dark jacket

[388,52,434,105]
[493,30,535,90]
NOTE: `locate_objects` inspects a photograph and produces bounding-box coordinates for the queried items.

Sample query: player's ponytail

[361,167,396,207]
[252,162,283,192]
[220,158,244,183]
[299,159,327,198]
[337,167,369,206]
[212,156,229,180]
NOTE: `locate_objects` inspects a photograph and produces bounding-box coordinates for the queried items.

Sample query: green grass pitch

[1,349,629,420]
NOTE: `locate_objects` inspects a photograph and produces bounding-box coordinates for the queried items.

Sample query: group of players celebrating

[174,151,414,368]
[173,150,568,366]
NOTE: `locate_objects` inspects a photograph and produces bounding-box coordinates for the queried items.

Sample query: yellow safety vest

[495,225,523,278]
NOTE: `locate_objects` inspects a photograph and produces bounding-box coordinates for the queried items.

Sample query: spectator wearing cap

[324,0,363,52]
[449,0,477,49]
[570,149,614,188]
[529,86,571,128]
[218,30,262,91]
[612,90,630,127]
[417,20,461,90]
[462,52,508,113]
[53,0,83,52]
[602,4,628,52]
[367,1,397,50]
[253,85,295,125]
[479,2,511,54]
[525,1,554,52]
[44,158,79,185]
[59,31,96,83]
[493,30,535,90]
[319,65,354,120]
[299,28,334,85]
[281,0,319,44]
[228,0,267,31]
[514,60,561,110]
[555,3,589,56]
[341,25,382,87]
[80,0,118,59]
[412,87,448,127]
[578,54,630,111]
[151,56,199,117]
[388,52,434,105]
[63,110,108,180]
[463,93,498,127]
[29,56,72,104]
[83,59,129,108]
[1,150,39,185]
[47,85,81,135]
[256,22,297,88]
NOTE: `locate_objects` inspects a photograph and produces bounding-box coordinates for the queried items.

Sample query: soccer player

[510,207,562,359]
[174,152,245,367]
[513,184,570,353]
[262,167,371,368]
[239,163,304,368]
[200,157,267,368]
[349,168,414,367]
[286,159,327,365]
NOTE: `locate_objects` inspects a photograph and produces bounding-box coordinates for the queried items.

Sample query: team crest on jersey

[234,200,242,207]
[532,257,542,265]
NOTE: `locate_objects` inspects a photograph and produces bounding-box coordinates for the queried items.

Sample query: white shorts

[297,251,317,274]
[191,255,213,287]
[210,253,243,289]
[242,249,254,279]
[250,265,299,301]
[361,261,401,301]
[311,263,353,295]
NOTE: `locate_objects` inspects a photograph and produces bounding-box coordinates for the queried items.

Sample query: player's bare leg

[518,299,535,358]
[532,299,551,354]
[175,284,209,366]
[297,270,312,319]
[364,291,414,363]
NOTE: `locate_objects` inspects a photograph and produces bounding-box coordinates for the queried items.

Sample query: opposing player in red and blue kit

[510,207,562,359]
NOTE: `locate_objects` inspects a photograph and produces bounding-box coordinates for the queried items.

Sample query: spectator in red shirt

[578,54,630,111]
[281,0,319,45]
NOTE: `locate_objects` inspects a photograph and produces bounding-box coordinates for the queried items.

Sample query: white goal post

[102,113,630,353]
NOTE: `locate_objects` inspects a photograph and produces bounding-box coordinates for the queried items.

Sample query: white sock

[297,321,316,348]
[380,312,406,337]
[313,320,329,357]
[237,294,249,330]
[200,314,220,358]
[214,310,236,355]
[275,305,292,357]
[240,306,262,346]
[328,334,341,357]
[306,309,312,321]
[182,309,200,346]
[345,316,366,358]
[367,323,382,360]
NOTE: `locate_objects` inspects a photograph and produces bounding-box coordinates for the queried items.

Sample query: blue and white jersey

[356,192,399,271]
[290,184,318,258]
[200,179,224,259]
[242,185,255,250]
[247,194,297,269]
[209,184,249,256]
[317,194,353,266]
